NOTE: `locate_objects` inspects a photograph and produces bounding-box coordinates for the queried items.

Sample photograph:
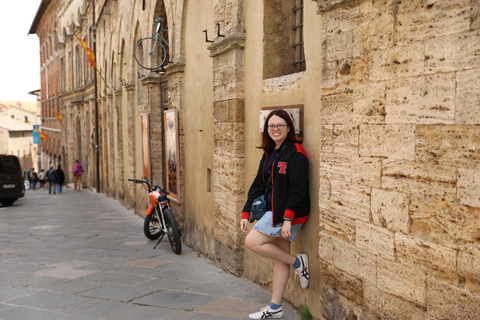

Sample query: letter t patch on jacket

[277,162,287,174]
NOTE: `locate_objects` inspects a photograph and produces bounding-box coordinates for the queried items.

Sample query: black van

[0,155,25,206]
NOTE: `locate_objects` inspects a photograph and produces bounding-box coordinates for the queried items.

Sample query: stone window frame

[263,0,306,80]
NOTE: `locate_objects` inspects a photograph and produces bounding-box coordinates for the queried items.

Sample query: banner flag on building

[39,131,49,141]
[75,33,96,68]
[33,125,40,144]
[24,153,31,161]
[53,109,63,126]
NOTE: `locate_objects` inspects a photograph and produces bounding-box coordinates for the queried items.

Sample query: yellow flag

[53,109,63,126]
[39,131,49,141]
[75,34,96,68]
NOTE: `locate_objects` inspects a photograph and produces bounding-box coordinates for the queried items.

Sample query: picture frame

[164,109,180,202]
[141,113,150,180]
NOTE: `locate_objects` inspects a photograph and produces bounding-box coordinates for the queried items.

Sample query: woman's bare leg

[245,229,296,265]
[245,230,296,306]
[271,237,291,305]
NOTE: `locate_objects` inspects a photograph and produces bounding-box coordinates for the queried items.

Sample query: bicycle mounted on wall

[134,18,169,72]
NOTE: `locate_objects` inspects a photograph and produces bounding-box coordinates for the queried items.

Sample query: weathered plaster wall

[181,0,216,257]
[242,0,324,314]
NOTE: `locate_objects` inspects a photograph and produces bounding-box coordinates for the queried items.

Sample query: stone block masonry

[314,0,480,318]
[209,8,247,275]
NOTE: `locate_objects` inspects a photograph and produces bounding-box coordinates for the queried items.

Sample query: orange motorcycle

[128,178,181,254]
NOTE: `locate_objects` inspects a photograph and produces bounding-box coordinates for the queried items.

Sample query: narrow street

[0,188,300,320]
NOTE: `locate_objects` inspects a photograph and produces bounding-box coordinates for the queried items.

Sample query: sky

[0,1,42,102]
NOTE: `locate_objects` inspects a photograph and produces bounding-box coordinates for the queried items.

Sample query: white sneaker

[249,305,284,319]
[294,253,309,288]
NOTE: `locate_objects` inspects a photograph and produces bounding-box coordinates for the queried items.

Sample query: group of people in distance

[27,160,84,193]
[27,165,65,194]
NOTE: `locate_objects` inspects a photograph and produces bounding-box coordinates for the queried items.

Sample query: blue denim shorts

[253,211,303,242]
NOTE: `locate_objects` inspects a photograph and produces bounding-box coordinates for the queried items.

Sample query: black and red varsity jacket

[242,142,310,226]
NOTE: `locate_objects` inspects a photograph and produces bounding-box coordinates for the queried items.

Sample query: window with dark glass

[75,45,81,88]
[293,0,305,73]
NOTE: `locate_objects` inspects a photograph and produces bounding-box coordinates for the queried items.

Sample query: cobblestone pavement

[0,188,301,320]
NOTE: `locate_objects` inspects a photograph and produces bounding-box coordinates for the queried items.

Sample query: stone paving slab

[101,304,177,320]
[5,290,91,311]
[47,279,103,295]
[34,267,98,280]
[59,299,133,319]
[132,290,218,309]
[0,188,302,320]
[195,298,271,318]
[0,305,87,320]
[164,310,246,319]
[77,283,154,302]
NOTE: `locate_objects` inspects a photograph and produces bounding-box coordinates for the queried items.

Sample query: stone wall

[313,0,480,318]
[209,0,247,274]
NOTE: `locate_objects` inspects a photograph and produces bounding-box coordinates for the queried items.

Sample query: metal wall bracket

[203,30,213,43]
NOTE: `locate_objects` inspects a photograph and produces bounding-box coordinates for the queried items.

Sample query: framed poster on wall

[164,109,180,202]
[141,113,150,180]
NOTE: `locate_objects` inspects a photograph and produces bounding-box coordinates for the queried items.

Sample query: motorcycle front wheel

[144,207,163,240]
[163,208,182,254]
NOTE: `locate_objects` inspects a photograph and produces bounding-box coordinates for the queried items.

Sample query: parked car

[0,155,25,206]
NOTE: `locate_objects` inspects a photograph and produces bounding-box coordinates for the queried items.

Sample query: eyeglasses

[267,124,287,131]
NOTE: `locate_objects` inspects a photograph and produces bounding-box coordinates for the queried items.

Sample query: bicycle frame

[150,18,169,55]
[134,18,169,71]
[149,33,169,56]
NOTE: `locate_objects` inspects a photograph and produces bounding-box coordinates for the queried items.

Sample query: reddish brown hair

[257,109,298,152]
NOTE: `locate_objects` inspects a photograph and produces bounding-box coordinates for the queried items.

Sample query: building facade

[30,0,480,319]
[0,101,41,173]
[0,117,36,175]
[0,101,39,124]
[29,1,64,176]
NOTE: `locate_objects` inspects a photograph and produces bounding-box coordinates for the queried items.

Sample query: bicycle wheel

[163,208,182,254]
[134,37,167,70]
[144,207,163,240]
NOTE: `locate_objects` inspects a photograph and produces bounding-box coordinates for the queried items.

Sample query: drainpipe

[92,0,100,192]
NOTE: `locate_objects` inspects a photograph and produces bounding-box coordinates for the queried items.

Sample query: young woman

[240,109,310,319]
[72,160,84,191]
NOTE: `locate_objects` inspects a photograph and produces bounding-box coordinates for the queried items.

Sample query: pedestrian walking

[72,160,84,191]
[26,168,32,188]
[46,165,58,194]
[56,165,65,193]
[240,109,310,319]
[38,169,46,189]
[29,168,38,190]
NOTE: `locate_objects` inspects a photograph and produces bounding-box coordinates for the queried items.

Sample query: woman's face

[267,115,289,148]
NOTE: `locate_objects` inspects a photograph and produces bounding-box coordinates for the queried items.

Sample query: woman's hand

[281,220,292,239]
[240,219,249,233]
